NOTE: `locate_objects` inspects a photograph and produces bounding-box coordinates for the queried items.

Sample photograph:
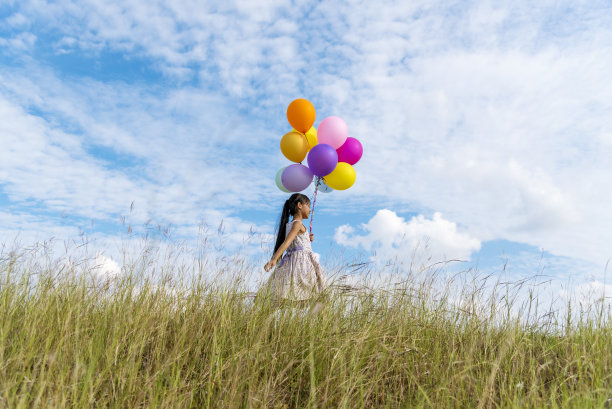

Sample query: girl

[261,193,327,306]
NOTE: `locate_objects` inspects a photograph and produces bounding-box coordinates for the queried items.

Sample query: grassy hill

[1,246,610,408]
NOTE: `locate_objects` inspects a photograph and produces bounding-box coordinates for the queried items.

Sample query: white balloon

[319,179,333,193]
[275,167,291,193]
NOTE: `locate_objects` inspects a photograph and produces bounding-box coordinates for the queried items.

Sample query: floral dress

[262,219,327,302]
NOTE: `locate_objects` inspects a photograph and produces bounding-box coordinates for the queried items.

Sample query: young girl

[261,193,327,305]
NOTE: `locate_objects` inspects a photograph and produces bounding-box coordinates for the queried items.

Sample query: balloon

[317,116,348,149]
[280,131,309,163]
[304,127,317,150]
[319,179,333,193]
[287,99,315,133]
[307,143,338,177]
[275,167,291,193]
[336,137,363,165]
[323,162,356,190]
[282,164,313,192]
[292,126,318,150]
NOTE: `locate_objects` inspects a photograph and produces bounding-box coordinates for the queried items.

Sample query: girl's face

[296,201,311,219]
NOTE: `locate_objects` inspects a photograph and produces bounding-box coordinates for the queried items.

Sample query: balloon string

[310,176,321,234]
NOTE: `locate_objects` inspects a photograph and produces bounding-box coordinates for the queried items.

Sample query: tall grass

[0,240,611,408]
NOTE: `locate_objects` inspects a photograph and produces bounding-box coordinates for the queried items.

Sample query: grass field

[1,242,611,408]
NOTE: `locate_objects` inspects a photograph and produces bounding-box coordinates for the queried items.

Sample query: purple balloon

[281,164,313,192]
[336,137,363,165]
[307,144,338,177]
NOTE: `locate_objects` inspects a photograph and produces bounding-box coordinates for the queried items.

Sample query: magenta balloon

[336,137,363,165]
[281,164,313,192]
[317,116,348,149]
[307,144,338,177]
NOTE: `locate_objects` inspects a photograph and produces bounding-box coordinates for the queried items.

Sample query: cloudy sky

[1,0,611,297]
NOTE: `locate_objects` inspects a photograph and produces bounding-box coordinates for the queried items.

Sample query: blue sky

[1,0,612,301]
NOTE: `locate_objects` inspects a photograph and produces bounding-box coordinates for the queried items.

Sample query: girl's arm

[264,222,304,271]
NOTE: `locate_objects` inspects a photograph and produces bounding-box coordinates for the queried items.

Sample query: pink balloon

[317,116,348,149]
[336,137,363,165]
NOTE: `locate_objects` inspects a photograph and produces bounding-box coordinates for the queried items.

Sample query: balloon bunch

[275,98,363,231]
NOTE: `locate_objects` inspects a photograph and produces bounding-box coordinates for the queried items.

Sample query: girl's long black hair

[273,193,310,254]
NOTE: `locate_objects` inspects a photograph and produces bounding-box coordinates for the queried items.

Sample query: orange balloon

[287,99,315,133]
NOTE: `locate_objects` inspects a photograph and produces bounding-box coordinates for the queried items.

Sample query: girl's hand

[309,233,314,242]
[264,259,276,272]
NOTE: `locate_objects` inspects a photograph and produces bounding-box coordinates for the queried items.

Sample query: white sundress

[263,219,327,302]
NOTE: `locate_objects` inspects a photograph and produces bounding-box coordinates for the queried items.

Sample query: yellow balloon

[291,126,318,151]
[280,131,308,162]
[323,162,356,190]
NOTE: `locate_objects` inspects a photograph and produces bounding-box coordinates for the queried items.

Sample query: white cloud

[307,4,612,267]
[557,279,612,322]
[0,91,153,219]
[335,209,481,265]
[90,253,122,280]
[10,0,303,99]
[559,280,612,303]
[0,210,82,246]
[0,32,36,53]
[0,65,277,263]
[0,63,287,223]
